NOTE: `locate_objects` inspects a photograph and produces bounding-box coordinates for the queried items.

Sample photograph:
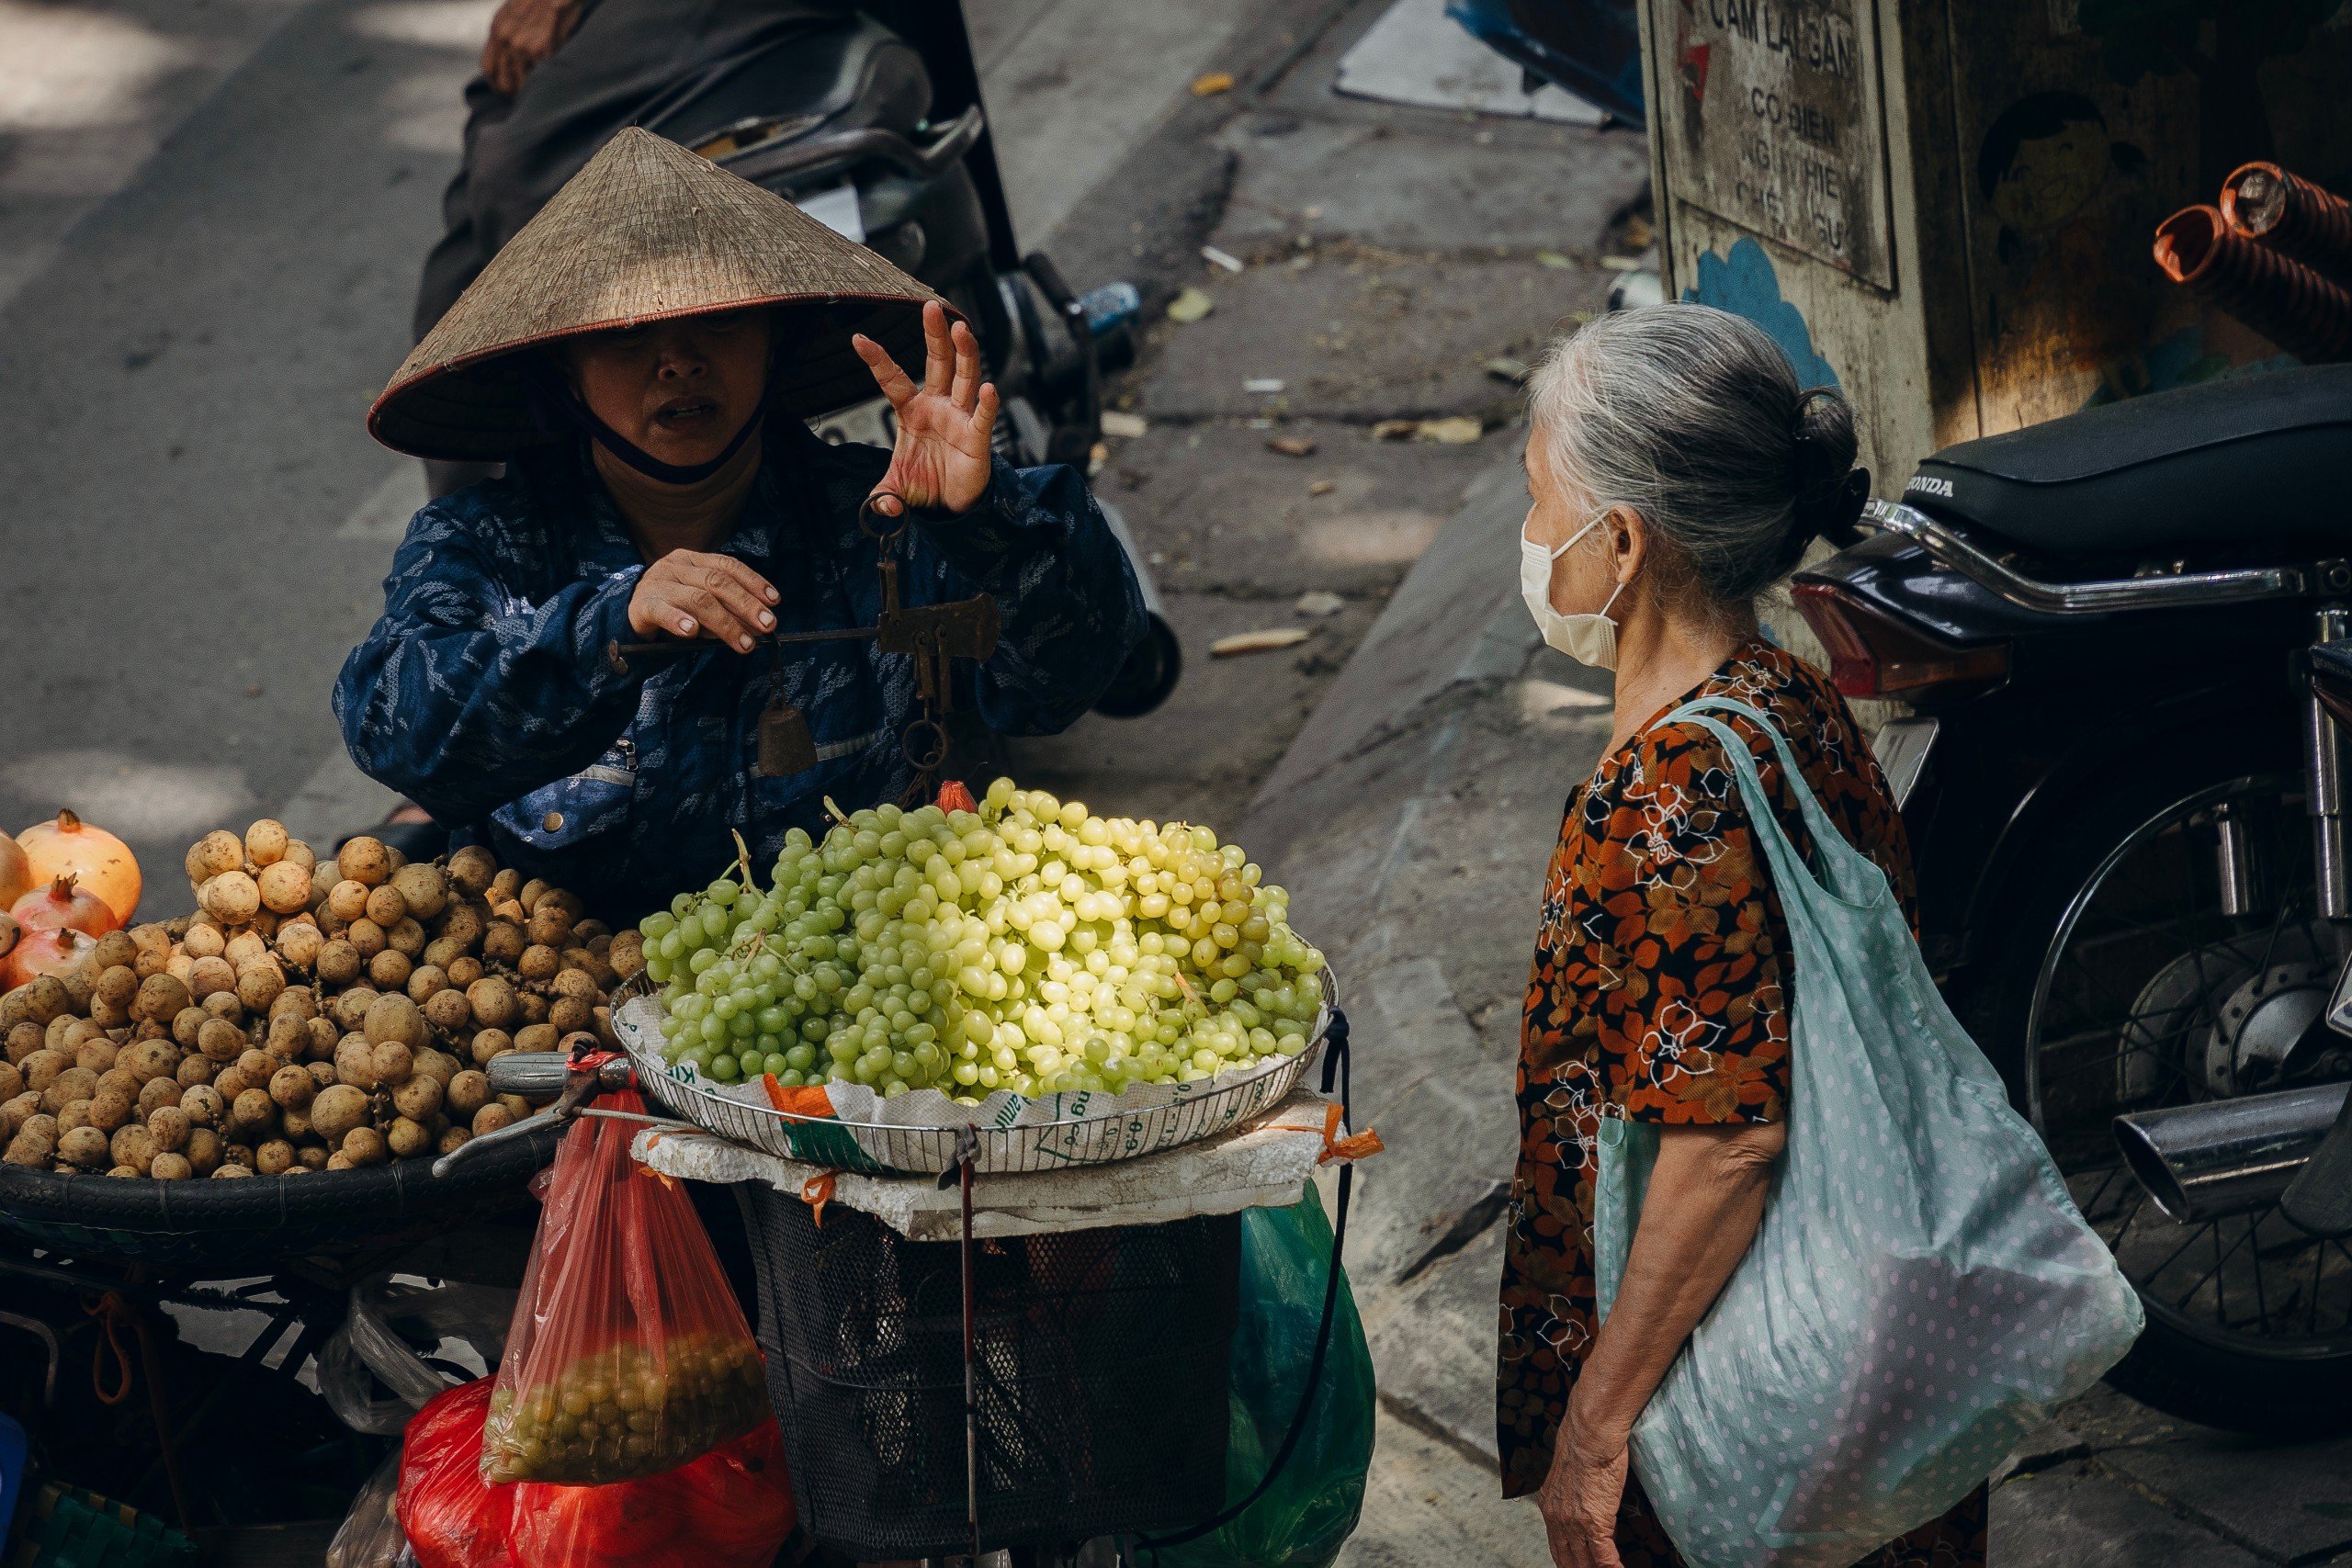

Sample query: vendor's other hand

[852,300,999,518]
[1535,1413,1628,1568]
[481,0,583,96]
[628,550,779,653]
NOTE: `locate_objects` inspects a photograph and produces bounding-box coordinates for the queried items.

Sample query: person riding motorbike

[336,128,1145,921]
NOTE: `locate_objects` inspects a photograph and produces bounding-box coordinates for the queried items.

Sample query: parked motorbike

[1791,362,2352,1433]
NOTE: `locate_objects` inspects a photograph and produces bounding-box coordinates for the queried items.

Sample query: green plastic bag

[1148,1184,1376,1568]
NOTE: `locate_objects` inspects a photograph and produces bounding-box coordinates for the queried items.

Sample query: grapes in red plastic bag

[483,1089,768,1485]
[399,1382,516,1568]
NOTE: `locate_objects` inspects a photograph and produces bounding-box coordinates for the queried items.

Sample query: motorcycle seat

[1899,363,2352,561]
[657,16,932,154]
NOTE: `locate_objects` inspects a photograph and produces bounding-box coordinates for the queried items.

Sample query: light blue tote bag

[1592,697,2142,1568]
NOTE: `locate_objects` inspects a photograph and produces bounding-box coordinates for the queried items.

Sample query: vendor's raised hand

[628,548,778,654]
[851,299,999,517]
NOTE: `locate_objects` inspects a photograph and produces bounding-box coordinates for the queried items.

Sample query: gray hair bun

[1530,304,1867,608]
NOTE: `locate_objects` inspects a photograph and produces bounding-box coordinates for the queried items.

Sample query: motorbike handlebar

[432,1045,637,1178]
[483,1050,630,1099]
[720,104,983,189]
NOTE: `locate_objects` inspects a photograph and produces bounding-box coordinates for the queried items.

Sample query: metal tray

[613,969,1335,1177]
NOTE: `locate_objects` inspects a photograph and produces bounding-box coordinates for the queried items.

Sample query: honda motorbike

[1791,362,2352,1433]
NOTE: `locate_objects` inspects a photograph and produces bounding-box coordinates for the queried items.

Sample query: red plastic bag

[509,1419,797,1568]
[637,1422,797,1561]
[398,1382,515,1568]
[481,1088,768,1485]
[399,1381,797,1568]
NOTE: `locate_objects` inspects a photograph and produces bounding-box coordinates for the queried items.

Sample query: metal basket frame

[616,969,1337,1176]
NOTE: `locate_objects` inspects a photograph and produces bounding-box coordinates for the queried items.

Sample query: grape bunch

[481,1331,767,1484]
[636,780,1325,1101]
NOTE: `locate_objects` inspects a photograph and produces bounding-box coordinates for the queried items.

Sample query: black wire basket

[742,1187,1238,1559]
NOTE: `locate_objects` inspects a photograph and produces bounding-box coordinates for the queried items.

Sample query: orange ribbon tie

[1317,1101,1385,1164]
[801,1170,838,1228]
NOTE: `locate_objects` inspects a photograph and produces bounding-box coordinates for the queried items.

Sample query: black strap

[1134,1007,1355,1556]
[527,374,771,485]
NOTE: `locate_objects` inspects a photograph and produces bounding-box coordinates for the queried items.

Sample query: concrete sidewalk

[1238,449,2352,1567]
[1237,439,1593,1564]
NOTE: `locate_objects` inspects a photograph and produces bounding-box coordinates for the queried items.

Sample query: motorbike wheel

[1091,614,1183,719]
[1950,747,2352,1436]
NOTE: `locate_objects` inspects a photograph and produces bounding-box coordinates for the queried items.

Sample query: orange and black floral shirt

[1497,643,1985,1567]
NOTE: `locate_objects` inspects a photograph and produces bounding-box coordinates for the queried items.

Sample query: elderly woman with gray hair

[1496,304,1988,1568]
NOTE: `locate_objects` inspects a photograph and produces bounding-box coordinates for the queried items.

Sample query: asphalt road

[0,0,1250,914]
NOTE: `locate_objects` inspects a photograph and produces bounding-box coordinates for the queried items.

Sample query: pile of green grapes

[636,781,1326,1101]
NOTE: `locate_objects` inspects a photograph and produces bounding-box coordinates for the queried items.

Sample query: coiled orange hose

[2222,161,2352,289]
[2154,203,2352,363]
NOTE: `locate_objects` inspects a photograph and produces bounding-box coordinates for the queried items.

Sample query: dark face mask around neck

[528,374,772,487]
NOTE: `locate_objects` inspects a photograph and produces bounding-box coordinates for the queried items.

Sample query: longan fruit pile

[0,821,644,1179]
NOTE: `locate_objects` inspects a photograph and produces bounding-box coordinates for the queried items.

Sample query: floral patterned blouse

[1496,642,1987,1567]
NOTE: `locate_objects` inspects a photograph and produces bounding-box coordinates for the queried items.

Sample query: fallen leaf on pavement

[1243,377,1286,394]
[1202,244,1245,274]
[1295,591,1345,617]
[1266,434,1317,457]
[1307,478,1336,496]
[1101,410,1148,438]
[1419,416,1484,444]
[1088,441,1109,476]
[1167,287,1215,323]
[1536,250,1572,269]
[1485,355,1531,385]
[1191,71,1234,96]
[1211,627,1314,657]
[1600,255,1643,272]
[1371,418,1418,441]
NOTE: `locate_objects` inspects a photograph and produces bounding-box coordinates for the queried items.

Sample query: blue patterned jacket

[334,418,1144,921]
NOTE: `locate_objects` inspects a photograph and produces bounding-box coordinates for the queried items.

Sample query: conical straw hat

[370,126,949,460]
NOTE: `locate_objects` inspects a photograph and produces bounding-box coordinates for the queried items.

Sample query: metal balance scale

[605,492,1000,799]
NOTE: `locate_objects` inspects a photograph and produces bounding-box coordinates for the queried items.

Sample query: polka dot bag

[1592,698,2143,1568]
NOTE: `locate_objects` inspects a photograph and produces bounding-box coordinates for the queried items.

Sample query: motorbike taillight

[1791,581,2011,700]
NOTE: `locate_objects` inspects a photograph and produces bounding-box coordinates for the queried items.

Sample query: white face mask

[1520,513,1626,671]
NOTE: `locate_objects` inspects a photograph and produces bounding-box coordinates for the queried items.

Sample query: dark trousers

[413,0,856,340]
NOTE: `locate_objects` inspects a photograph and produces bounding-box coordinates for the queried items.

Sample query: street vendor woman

[337,128,1144,921]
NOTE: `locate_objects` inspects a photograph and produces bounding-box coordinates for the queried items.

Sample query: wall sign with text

[1652,0,1894,289]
